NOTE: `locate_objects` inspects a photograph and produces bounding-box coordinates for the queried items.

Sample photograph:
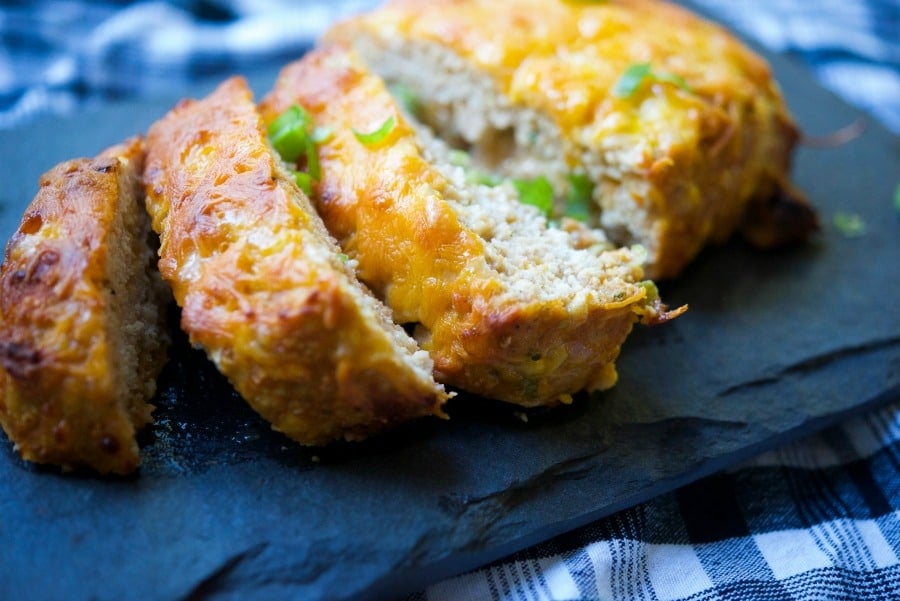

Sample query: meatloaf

[261,46,683,407]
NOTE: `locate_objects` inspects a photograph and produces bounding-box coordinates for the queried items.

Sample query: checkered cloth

[1,1,898,133]
[1,2,898,600]
[0,0,380,129]
[413,400,900,601]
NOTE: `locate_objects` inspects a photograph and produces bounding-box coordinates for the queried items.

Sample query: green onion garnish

[564,173,593,221]
[638,280,660,302]
[513,176,555,218]
[268,104,310,139]
[269,104,332,195]
[612,63,653,98]
[268,104,331,196]
[293,171,312,196]
[833,212,866,237]
[268,104,312,163]
[306,140,321,182]
[612,62,691,98]
[354,115,397,146]
[448,149,470,167]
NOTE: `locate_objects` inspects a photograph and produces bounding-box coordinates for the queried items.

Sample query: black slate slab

[1,19,899,601]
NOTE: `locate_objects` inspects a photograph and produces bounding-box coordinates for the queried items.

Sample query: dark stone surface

[0,29,898,601]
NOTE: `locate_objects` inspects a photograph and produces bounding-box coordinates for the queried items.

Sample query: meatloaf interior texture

[325,0,816,279]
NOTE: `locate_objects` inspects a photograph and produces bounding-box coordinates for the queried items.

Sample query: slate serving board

[1,16,899,601]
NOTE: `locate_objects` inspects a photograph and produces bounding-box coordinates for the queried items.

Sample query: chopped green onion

[337,253,349,262]
[353,115,397,146]
[833,212,866,237]
[448,149,470,167]
[306,140,321,182]
[293,171,312,196]
[388,82,421,117]
[564,173,593,221]
[269,104,331,194]
[268,104,312,163]
[513,176,555,217]
[267,104,310,139]
[270,122,309,164]
[638,280,660,302]
[612,63,691,98]
[612,63,653,98]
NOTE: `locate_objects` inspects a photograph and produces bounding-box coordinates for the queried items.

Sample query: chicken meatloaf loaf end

[261,46,684,408]
[143,76,449,446]
[325,0,817,279]
[0,137,171,474]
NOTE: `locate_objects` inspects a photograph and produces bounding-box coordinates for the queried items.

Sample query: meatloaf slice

[0,137,170,474]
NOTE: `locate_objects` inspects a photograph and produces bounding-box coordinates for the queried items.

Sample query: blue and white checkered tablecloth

[415,401,900,601]
[1,1,896,133]
[1,2,899,600]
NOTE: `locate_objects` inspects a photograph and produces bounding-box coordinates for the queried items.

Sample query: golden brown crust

[143,76,448,445]
[326,0,814,278]
[0,137,168,474]
[261,47,677,407]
